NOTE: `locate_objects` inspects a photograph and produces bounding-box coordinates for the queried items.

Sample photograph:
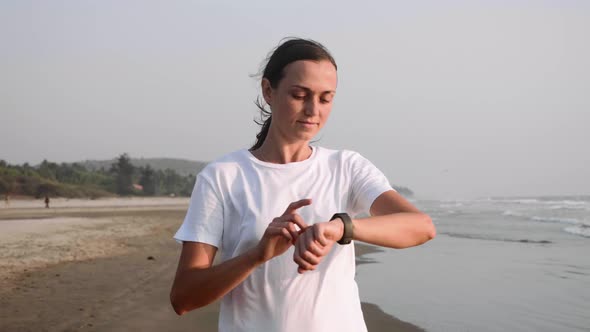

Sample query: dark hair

[250,38,337,150]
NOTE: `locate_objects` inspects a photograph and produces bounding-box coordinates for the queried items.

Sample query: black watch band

[330,213,353,245]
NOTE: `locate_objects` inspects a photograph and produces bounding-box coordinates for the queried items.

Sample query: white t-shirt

[174,146,393,332]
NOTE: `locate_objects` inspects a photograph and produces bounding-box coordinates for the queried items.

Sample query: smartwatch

[330,213,353,245]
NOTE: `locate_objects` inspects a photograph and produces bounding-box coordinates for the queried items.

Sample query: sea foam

[564,226,590,238]
[502,211,590,227]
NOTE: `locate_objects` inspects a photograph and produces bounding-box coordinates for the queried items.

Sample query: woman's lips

[297,121,318,128]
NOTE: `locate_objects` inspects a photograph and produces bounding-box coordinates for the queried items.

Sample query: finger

[270,220,304,238]
[296,230,309,258]
[275,214,308,233]
[270,220,290,227]
[281,228,293,242]
[301,250,321,265]
[289,213,309,233]
[306,240,324,257]
[282,198,312,216]
[266,226,291,240]
[297,265,314,274]
[305,227,317,248]
[271,222,298,245]
[287,223,299,244]
[293,233,307,269]
[313,224,328,246]
[302,231,324,264]
[299,232,320,265]
[294,255,316,272]
[294,227,325,256]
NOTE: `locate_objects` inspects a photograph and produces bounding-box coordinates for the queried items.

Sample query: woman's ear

[261,78,273,106]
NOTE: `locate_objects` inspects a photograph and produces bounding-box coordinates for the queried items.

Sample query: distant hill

[80,158,208,177]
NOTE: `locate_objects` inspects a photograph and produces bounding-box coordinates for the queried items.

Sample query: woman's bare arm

[293,190,435,272]
[170,242,262,315]
[170,199,311,315]
[352,190,436,248]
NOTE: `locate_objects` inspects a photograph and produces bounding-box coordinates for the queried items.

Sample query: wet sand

[0,198,424,331]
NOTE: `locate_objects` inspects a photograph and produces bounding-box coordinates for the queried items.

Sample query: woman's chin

[293,132,317,142]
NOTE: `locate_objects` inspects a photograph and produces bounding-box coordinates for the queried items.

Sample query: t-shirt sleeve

[348,152,395,216]
[173,172,224,248]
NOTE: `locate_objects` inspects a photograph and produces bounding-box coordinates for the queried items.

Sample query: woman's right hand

[255,199,311,263]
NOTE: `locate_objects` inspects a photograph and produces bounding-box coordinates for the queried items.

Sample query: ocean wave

[439,202,464,208]
[503,210,523,217]
[502,211,590,227]
[556,200,588,205]
[494,199,540,204]
[442,232,552,244]
[531,216,589,226]
[427,210,458,218]
[564,226,590,238]
[488,198,589,206]
[547,205,588,210]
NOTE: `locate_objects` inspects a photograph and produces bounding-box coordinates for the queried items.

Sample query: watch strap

[330,213,353,245]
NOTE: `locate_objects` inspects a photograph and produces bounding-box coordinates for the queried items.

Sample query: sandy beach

[0,197,424,332]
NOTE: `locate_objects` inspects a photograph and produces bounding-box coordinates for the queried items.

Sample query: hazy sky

[1,1,589,199]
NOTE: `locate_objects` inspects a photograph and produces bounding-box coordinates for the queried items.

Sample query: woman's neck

[254,141,312,164]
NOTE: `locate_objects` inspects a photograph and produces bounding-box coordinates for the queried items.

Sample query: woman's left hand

[293,220,344,273]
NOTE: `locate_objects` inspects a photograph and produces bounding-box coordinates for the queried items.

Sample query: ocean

[356,196,590,332]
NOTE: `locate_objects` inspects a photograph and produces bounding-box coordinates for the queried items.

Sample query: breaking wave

[442,232,552,244]
[564,226,590,238]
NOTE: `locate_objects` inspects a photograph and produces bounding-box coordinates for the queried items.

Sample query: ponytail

[251,97,272,150]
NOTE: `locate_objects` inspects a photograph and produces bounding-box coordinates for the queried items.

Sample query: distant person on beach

[170,38,436,332]
[44,195,50,208]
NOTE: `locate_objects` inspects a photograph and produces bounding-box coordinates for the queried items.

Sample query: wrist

[328,218,345,242]
[330,213,353,245]
[248,245,266,267]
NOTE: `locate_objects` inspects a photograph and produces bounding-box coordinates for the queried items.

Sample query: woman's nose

[304,98,320,116]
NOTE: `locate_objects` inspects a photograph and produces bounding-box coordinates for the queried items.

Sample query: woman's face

[262,60,338,144]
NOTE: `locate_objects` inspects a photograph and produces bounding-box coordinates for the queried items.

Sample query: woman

[170,38,435,332]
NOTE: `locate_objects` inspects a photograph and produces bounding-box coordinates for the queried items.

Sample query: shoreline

[0,198,425,331]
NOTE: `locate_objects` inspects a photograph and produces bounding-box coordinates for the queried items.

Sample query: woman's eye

[292,95,305,100]
[320,98,332,104]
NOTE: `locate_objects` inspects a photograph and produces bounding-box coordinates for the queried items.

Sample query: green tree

[0,177,8,194]
[38,160,58,181]
[110,153,135,195]
[180,174,196,196]
[139,165,156,196]
[36,182,59,198]
[163,168,182,195]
